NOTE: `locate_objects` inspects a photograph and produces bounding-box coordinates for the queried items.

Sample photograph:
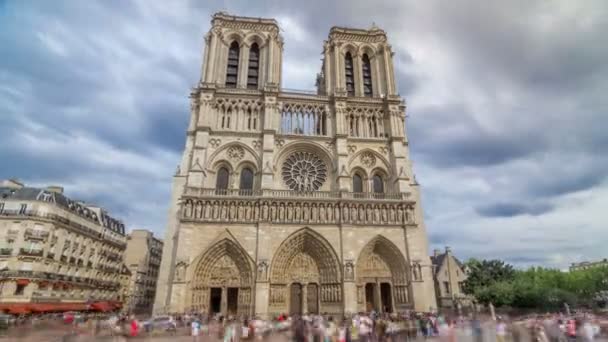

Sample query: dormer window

[226,41,240,88]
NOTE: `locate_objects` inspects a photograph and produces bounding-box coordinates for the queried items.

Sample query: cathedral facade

[154,12,437,317]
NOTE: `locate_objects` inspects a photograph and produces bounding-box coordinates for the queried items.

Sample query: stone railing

[183,187,410,201]
[181,190,416,226]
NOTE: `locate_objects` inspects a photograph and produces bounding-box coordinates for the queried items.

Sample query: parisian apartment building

[122,229,163,314]
[570,258,608,271]
[0,179,127,314]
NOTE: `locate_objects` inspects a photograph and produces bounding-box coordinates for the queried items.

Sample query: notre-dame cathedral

[154,12,437,317]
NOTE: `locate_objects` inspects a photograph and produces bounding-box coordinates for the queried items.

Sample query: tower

[154,12,436,316]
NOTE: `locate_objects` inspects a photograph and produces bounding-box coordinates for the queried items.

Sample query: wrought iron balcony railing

[24,228,50,240]
[19,248,44,257]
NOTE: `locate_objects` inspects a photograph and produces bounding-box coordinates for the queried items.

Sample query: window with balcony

[353,173,364,193]
[239,168,254,195]
[216,167,230,194]
[373,174,384,194]
[225,41,240,88]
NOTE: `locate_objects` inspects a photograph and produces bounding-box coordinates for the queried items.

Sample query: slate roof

[0,186,125,235]
[431,252,465,272]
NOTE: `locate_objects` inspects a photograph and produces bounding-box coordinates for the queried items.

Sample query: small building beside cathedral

[431,247,472,309]
[154,12,437,317]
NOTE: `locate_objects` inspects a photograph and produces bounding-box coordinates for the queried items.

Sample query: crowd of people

[2,309,607,341]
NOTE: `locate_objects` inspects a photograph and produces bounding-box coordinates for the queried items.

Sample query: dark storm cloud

[476,202,554,218]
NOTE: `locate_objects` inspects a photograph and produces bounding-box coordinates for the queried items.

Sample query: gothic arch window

[362,54,373,97]
[216,167,230,194]
[373,174,384,194]
[353,173,364,193]
[247,43,260,89]
[345,52,355,96]
[226,41,240,88]
[239,167,254,195]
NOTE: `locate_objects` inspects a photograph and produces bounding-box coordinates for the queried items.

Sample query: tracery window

[353,173,364,193]
[216,167,230,194]
[225,41,240,88]
[247,43,260,89]
[282,152,327,191]
[239,168,254,195]
[373,174,384,194]
[362,54,373,97]
[345,52,355,96]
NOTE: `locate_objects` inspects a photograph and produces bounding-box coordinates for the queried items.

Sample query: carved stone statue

[237,204,244,220]
[262,202,269,220]
[295,205,301,222]
[319,205,325,222]
[257,261,268,281]
[311,205,317,222]
[344,261,354,281]
[381,207,388,222]
[271,203,277,221]
[229,203,236,220]
[374,206,380,223]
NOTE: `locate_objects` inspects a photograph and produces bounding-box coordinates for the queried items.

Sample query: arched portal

[356,236,410,313]
[190,238,254,316]
[269,228,342,315]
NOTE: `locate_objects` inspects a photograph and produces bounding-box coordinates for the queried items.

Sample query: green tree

[463,258,516,295]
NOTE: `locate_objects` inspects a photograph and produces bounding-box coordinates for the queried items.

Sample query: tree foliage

[463,259,608,310]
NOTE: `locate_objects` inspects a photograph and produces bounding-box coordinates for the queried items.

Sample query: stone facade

[0,180,127,309]
[122,229,163,314]
[154,12,437,317]
[431,247,472,309]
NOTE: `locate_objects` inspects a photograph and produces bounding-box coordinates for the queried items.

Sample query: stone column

[374,281,381,312]
[221,286,227,315]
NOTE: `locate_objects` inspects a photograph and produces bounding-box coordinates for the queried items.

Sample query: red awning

[16,279,30,286]
[90,301,113,312]
[8,305,30,315]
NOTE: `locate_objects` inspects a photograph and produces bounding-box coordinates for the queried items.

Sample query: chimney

[1,179,24,189]
[433,249,441,257]
[46,186,64,194]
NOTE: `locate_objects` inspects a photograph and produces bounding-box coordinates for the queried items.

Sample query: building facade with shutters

[122,229,163,314]
[0,180,127,313]
[154,12,437,317]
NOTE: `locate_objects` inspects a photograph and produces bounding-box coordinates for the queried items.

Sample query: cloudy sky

[1,0,606,269]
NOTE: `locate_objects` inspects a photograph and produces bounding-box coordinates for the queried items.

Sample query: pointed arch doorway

[356,236,410,313]
[189,238,254,316]
[269,228,342,315]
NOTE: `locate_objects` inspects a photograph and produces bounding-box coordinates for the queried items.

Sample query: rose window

[282,152,327,191]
